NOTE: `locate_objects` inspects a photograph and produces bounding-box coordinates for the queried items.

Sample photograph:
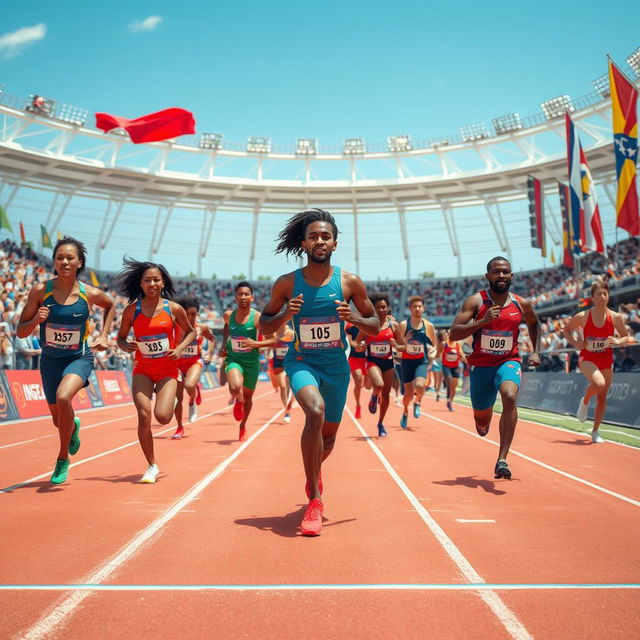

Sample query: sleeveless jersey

[289,266,347,365]
[469,290,523,367]
[40,279,90,359]
[366,321,395,360]
[579,309,614,367]
[346,323,365,359]
[180,331,204,360]
[274,336,293,360]
[402,318,431,360]
[132,299,177,363]
[442,341,461,368]
[226,308,259,365]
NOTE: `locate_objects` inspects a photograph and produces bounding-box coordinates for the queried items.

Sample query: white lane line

[20,405,283,640]
[3,582,639,591]
[346,407,532,640]
[424,412,640,508]
[0,389,272,494]
[456,519,496,523]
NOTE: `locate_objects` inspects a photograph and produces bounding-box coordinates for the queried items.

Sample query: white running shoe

[189,403,198,423]
[283,413,291,423]
[140,464,160,484]
[576,397,589,423]
[591,431,604,443]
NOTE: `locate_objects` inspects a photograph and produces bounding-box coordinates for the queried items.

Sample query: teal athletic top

[40,280,90,359]
[287,266,348,366]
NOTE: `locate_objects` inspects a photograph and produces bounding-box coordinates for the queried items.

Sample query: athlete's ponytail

[115,256,176,302]
[274,209,338,258]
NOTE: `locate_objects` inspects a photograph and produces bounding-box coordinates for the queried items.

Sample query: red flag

[95,108,196,144]
[20,221,26,244]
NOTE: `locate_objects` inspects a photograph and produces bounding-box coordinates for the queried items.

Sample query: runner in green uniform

[219,281,275,441]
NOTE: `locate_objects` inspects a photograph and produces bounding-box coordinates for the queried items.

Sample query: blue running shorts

[469,360,522,411]
[40,353,94,405]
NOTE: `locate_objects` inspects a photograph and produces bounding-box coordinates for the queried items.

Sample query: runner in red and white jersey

[438,330,467,412]
[450,256,540,480]
[563,279,634,443]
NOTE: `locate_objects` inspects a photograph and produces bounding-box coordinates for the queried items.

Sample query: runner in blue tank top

[260,209,379,537]
[17,236,115,485]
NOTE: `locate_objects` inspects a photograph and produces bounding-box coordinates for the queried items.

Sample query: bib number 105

[309,326,332,340]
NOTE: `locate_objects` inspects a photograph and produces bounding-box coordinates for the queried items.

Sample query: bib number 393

[480,330,513,354]
[299,317,341,349]
[45,323,81,350]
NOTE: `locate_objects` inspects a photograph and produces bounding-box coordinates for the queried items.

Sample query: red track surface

[1,384,638,639]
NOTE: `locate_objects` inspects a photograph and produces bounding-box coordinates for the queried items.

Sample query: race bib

[230,336,252,353]
[45,323,80,350]
[138,334,170,358]
[586,337,607,353]
[181,341,199,358]
[299,316,341,349]
[444,350,458,363]
[480,330,513,354]
[275,346,289,358]
[370,342,391,357]
[406,341,424,355]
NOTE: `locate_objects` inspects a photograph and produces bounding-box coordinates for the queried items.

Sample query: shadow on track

[433,476,507,495]
[235,506,356,537]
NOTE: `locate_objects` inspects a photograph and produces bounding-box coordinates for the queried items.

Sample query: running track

[1,384,638,639]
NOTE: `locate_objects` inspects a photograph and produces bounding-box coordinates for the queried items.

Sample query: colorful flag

[578,143,605,253]
[565,113,584,253]
[20,221,26,244]
[90,270,100,287]
[40,224,52,248]
[527,176,546,257]
[95,107,196,144]
[0,206,12,232]
[608,59,639,236]
[558,182,574,267]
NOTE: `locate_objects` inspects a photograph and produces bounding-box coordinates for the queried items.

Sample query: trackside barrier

[518,372,640,429]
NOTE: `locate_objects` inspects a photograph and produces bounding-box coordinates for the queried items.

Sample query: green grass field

[445,393,640,448]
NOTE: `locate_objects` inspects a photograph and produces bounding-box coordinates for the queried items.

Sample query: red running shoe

[233,400,244,422]
[305,471,323,499]
[239,427,247,442]
[195,384,202,406]
[300,499,323,536]
[355,405,362,419]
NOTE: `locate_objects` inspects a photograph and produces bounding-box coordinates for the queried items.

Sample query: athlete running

[271,321,295,422]
[355,292,405,437]
[346,322,367,418]
[398,296,438,429]
[219,281,275,442]
[17,236,115,484]
[171,297,216,439]
[116,258,196,483]
[439,329,467,411]
[432,330,446,403]
[259,209,379,536]
[562,279,634,442]
[450,256,540,479]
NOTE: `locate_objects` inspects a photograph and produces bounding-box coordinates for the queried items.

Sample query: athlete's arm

[86,285,116,351]
[169,302,197,359]
[16,282,47,338]
[116,304,138,353]
[258,274,298,335]
[246,311,276,349]
[353,330,368,351]
[339,273,379,336]
[392,320,407,351]
[562,312,587,351]
[449,293,493,341]
[219,309,232,357]
[521,298,541,367]
[425,320,439,359]
[610,312,634,347]
[200,324,216,362]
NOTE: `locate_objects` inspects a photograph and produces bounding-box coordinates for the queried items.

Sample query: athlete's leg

[152,377,178,425]
[469,366,497,436]
[379,367,394,424]
[351,367,363,409]
[54,373,86,460]
[239,387,255,430]
[496,380,519,461]
[295,383,326,500]
[402,382,413,413]
[227,366,245,403]
[368,364,384,397]
[434,370,443,400]
[274,369,289,410]
[133,374,156,465]
[413,375,426,404]
[174,378,185,433]
[579,360,607,405]
[183,362,202,406]
[592,368,613,433]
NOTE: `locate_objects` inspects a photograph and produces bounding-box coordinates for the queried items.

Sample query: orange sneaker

[233,400,244,422]
[300,499,323,536]
[355,405,362,419]
[239,427,247,441]
[305,472,323,499]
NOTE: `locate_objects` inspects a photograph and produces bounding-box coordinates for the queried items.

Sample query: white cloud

[0,23,47,59]
[128,16,163,33]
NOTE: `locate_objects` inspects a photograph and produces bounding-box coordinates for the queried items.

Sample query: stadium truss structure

[0,85,629,279]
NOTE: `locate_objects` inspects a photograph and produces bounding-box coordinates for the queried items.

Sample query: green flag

[40,224,52,248]
[0,206,12,232]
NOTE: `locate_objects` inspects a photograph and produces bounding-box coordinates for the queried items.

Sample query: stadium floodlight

[246,136,271,153]
[541,95,573,120]
[199,132,223,150]
[429,138,450,149]
[296,138,317,155]
[592,74,610,99]
[387,135,412,153]
[57,103,88,126]
[26,94,56,118]
[492,113,522,135]
[459,122,489,142]
[343,138,366,155]
[626,47,640,78]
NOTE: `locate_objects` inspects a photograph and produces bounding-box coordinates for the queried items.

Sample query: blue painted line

[0,583,638,591]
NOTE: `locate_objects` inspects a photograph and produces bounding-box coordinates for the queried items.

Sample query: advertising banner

[95,371,132,405]
[5,370,49,419]
[0,371,19,422]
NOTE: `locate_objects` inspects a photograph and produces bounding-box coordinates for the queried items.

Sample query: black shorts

[367,356,394,373]
[443,365,461,379]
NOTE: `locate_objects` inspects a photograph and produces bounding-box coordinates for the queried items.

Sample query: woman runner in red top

[270,321,295,422]
[355,292,405,437]
[438,329,467,412]
[563,280,634,443]
[171,297,216,439]
[116,258,195,483]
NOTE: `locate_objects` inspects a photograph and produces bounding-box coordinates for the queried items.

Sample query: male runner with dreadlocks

[260,209,379,536]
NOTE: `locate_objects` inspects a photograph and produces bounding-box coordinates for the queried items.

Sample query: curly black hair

[115,256,176,302]
[274,208,338,258]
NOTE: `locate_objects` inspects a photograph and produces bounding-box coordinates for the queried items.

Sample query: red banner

[95,371,131,405]
[5,370,49,419]
[72,386,94,412]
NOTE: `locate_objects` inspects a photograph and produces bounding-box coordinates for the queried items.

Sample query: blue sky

[1,1,639,280]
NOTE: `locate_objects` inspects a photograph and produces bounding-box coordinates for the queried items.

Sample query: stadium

[0,8,639,640]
